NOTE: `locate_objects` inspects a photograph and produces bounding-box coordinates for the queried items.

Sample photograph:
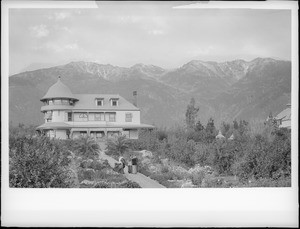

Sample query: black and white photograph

[2,0,298,227]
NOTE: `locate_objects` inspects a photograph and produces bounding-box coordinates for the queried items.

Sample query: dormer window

[110,98,119,107]
[95,98,104,106]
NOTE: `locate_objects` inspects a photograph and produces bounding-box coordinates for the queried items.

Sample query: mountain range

[9,57,291,128]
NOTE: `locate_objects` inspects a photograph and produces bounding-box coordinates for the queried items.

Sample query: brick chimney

[133,91,137,107]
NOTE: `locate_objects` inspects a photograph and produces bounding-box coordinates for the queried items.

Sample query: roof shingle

[73,94,139,111]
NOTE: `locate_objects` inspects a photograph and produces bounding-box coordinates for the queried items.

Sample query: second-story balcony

[41,104,74,112]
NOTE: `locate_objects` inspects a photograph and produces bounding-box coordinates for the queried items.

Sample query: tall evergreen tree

[185,98,199,129]
[195,120,204,132]
[206,117,216,134]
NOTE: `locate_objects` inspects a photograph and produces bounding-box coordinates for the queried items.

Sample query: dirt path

[98,142,166,188]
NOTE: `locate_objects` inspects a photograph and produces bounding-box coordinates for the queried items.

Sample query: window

[110,98,119,106]
[125,113,132,122]
[95,113,105,121]
[54,99,61,105]
[96,98,104,106]
[44,111,52,122]
[79,113,88,121]
[62,99,69,105]
[70,100,74,105]
[49,100,53,105]
[79,113,88,118]
[97,100,103,106]
[108,113,116,122]
[68,112,72,121]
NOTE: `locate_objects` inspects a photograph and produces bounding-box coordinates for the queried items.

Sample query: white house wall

[55,130,67,139]
[66,110,140,124]
[116,110,140,124]
[51,110,65,122]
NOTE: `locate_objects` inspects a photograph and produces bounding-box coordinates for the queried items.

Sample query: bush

[247,177,291,187]
[9,136,75,188]
[212,141,236,176]
[161,165,169,173]
[201,175,225,188]
[190,171,205,186]
[232,130,291,184]
[106,135,131,156]
[149,174,175,188]
[94,181,111,188]
[118,180,141,188]
[73,137,100,160]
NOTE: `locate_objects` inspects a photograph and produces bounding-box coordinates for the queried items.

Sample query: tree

[9,136,75,188]
[195,120,204,132]
[185,98,199,129]
[221,121,231,137]
[206,117,216,134]
[106,135,131,156]
[233,120,239,130]
[205,117,217,143]
[73,136,100,159]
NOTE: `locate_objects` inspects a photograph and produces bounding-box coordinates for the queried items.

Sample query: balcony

[41,104,74,112]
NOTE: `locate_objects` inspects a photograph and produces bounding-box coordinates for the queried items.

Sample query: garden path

[98,142,166,188]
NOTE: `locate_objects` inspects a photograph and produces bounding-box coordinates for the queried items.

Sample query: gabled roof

[72,94,139,111]
[41,77,78,101]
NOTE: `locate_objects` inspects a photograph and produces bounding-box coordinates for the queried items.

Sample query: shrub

[106,135,131,156]
[156,129,168,141]
[212,141,236,176]
[161,165,169,173]
[190,171,205,186]
[94,181,111,188]
[73,136,100,160]
[247,177,291,187]
[201,175,225,188]
[118,180,141,188]
[232,130,291,183]
[149,174,176,188]
[9,136,75,188]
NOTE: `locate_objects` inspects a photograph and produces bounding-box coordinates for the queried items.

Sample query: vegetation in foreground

[9,97,291,188]
[9,124,140,188]
[106,98,291,188]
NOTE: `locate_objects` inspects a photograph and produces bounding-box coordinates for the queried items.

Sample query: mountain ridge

[9,57,291,128]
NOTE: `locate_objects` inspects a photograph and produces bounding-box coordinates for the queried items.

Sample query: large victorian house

[36,77,154,139]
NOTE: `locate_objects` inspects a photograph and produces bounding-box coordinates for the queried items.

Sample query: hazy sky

[9,2,291,74]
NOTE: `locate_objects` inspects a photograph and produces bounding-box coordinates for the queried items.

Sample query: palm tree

[106,135,131,156]
[74,136,100,159]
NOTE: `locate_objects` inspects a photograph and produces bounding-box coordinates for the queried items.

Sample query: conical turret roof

[41,77,78,101]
